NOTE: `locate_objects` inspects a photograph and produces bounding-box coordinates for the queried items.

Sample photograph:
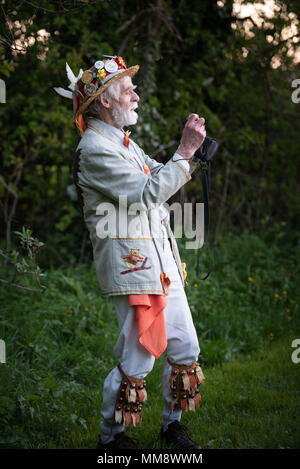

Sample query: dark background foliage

[0,0,299,268]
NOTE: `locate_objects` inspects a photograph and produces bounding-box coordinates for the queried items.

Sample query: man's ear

[99,93,111,109]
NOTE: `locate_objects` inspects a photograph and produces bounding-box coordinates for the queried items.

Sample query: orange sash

[128,294,167,359]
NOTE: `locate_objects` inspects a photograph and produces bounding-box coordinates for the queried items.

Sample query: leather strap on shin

[114,364,147,427]
[168,359,205,412]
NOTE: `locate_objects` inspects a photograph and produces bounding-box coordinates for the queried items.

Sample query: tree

[0,0,299,268]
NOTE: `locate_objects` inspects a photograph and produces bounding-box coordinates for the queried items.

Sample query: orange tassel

[75,113,87,136]
[194,392,201,407]
[135,412,141,425]
[160,272,171,295]
[125,411,132,426]
[123,130,131,148]
[188,374,197,389]
[137,389,145,402]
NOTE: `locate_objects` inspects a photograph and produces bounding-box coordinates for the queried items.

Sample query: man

[55,56,206,450]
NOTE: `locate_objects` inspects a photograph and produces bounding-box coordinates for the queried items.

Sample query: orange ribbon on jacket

[123,130,131,148]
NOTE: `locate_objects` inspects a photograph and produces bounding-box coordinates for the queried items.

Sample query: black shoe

[160,421,201,450]
[97,432,138,450]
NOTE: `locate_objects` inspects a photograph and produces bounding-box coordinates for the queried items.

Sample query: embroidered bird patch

[120,249,151,274]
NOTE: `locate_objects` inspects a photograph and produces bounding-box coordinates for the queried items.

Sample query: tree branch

[0,277,45,292]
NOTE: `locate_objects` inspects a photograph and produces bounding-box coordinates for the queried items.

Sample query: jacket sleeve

[130,141,164,177]
[77,143,192,211]
[135,143,200,177]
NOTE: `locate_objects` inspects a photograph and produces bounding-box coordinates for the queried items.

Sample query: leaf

[79,418,88,430]
[70,413,78,424]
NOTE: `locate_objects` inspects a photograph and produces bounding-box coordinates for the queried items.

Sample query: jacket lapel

[87,118,142,171]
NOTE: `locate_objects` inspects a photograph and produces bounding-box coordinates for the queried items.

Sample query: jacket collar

[86,117,141,171]
[87,117,123,147]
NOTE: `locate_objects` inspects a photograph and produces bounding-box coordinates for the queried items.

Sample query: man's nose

[132,91,139,102]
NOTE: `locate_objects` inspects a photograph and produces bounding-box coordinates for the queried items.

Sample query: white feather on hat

[53,63,83,99]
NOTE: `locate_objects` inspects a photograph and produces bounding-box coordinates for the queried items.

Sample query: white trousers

[100,224,200,443]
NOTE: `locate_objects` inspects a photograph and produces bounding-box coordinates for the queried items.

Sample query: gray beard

[111,102,138,128]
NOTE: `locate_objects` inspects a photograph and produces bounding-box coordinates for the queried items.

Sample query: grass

[0,230,299,448]
[136,337,300,449]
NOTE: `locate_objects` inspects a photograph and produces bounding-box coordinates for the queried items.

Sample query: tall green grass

[182,228,299,364]
[0,230,299,448]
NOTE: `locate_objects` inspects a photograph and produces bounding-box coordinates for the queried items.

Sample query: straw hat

[54,55,139,136]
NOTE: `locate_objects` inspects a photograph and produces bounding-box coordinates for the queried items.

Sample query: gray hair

[85,76,126,116]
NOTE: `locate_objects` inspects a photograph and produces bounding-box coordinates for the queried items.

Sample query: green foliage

[178,224,300,366]
[0,0,299,450]
[0,232,299,448]
[0,226,46,291]
[0,0,299,264]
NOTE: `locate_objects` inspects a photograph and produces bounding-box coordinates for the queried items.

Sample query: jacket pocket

[112,238,161,288]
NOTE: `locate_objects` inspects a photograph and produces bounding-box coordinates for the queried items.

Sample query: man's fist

[176,114,206,160]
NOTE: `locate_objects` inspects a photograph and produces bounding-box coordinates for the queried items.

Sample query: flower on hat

[97,68,106,81]
[118,56,126,68]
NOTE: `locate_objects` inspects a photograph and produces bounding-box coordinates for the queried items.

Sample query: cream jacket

[75,117,199,296]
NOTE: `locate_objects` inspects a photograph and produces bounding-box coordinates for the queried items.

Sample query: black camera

[192,137,219,162]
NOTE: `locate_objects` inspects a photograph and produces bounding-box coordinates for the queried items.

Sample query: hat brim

[78,65,139,115]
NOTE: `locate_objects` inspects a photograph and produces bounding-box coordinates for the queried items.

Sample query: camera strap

[175,135,218,281]
[195,160,212,280]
